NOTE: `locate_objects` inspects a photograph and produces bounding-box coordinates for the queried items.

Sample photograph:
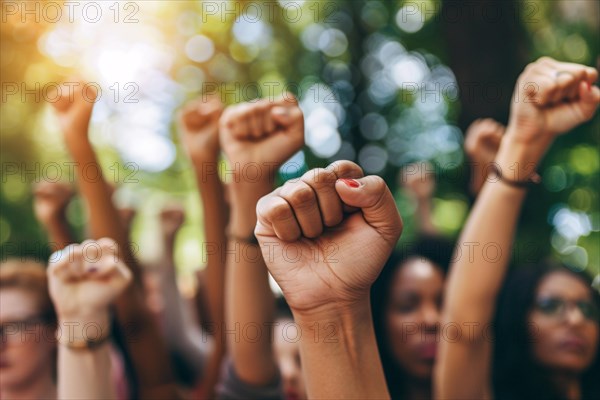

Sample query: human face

[528,271,599,374]
[0,289,55,391]
[384,258,444,380]
[274,318,306,400]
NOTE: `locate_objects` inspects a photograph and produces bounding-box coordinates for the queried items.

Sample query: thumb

[335,176,403,245]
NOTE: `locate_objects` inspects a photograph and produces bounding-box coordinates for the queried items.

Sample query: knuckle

[269,200,294,222]
[303,168,336,189]
[327,160,362,178]
[287,185,315,209]
[323,211,343,227]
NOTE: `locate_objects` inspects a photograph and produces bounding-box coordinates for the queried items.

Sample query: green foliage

[1,0,598,277]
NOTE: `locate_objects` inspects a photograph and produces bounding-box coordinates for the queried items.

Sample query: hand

[464,119,504,166]
[47,238,132,322]
[464,119,504,194]
[399,162,436,201]
[33,181,74,225]
[508,57,599,143]
[160,204,185,238]
[255,161,403,315]
[219,95,304,183]
[179,95,224,163]
[49,80,98,138]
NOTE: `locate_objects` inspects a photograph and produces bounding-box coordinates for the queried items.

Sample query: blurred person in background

[273,297,306,400]
[179,95,229,398]
[33,181,76,251]
[48,81,179,398]
[371,235,454,399]
[216,94,304,399]
[47,238,131,399]
[464,119,505,196]
[436,57,600,400]
[0,259,57,400]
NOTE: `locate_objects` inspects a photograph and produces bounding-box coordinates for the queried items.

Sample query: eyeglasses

[534,297,599,322]
[0,316,53,345]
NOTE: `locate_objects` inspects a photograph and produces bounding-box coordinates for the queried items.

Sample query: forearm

[195,159,228,394]
[66,137,180,395]
[225,181,278,384]
[112,285,180,398]
[57,314,114,400]
[43,214,75,251]
[294,302,390,399]
[445,133,534,324]
[65,138,135,275]
[195,159,227,332]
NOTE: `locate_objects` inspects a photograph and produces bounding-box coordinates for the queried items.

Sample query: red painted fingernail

[339,178,360,188]
[89,267,98,273]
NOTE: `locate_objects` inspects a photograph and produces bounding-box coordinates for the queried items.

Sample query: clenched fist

[159,204,185,239]
[33,181,74,226]
[179,95,224,163]
[464,119,504,194]
[49,81,98,138]
[509,57,599,143]
[255,161,403,315]
[48,238,132,323]
[219,95,304,182]
[399,162,436,201]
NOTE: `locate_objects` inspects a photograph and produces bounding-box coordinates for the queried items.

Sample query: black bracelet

[489,164,541,188]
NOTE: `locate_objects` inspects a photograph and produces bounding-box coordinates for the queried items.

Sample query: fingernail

[339,178,360,188]
[88,267,98,273]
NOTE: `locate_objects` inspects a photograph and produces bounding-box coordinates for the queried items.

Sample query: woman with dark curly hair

[436,57,600,399]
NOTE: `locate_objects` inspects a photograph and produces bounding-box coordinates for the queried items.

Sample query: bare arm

[33,181,76,250]
[51,82,179,398]
[464,118,505,196]
[179,96,229,396]
[48,239,130,400]
[255,162,402,398]
[435,58,600,399]
[220,96,304,385]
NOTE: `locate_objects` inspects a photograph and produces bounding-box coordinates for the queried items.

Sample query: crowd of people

[1,56,599,400]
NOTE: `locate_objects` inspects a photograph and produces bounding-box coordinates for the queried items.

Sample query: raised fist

[179,95,224,163]
[47,238,132,321]
[33,181,74,225]
[399,162,436,201]
[465,119,504,165]
[255,161,402,315]
[508,57,599,142]
[159,204,185,238]
[464,119,504,194]
[49,80,98,138]
[219,95,304,182]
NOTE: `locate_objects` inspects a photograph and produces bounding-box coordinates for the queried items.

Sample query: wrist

[493,133,546,178]
[57,309,110,329]
[57,311,110,345]
[229,181,273,207]
[39,210,67,226]
[292,296,372,328]
[191,154,219,168]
